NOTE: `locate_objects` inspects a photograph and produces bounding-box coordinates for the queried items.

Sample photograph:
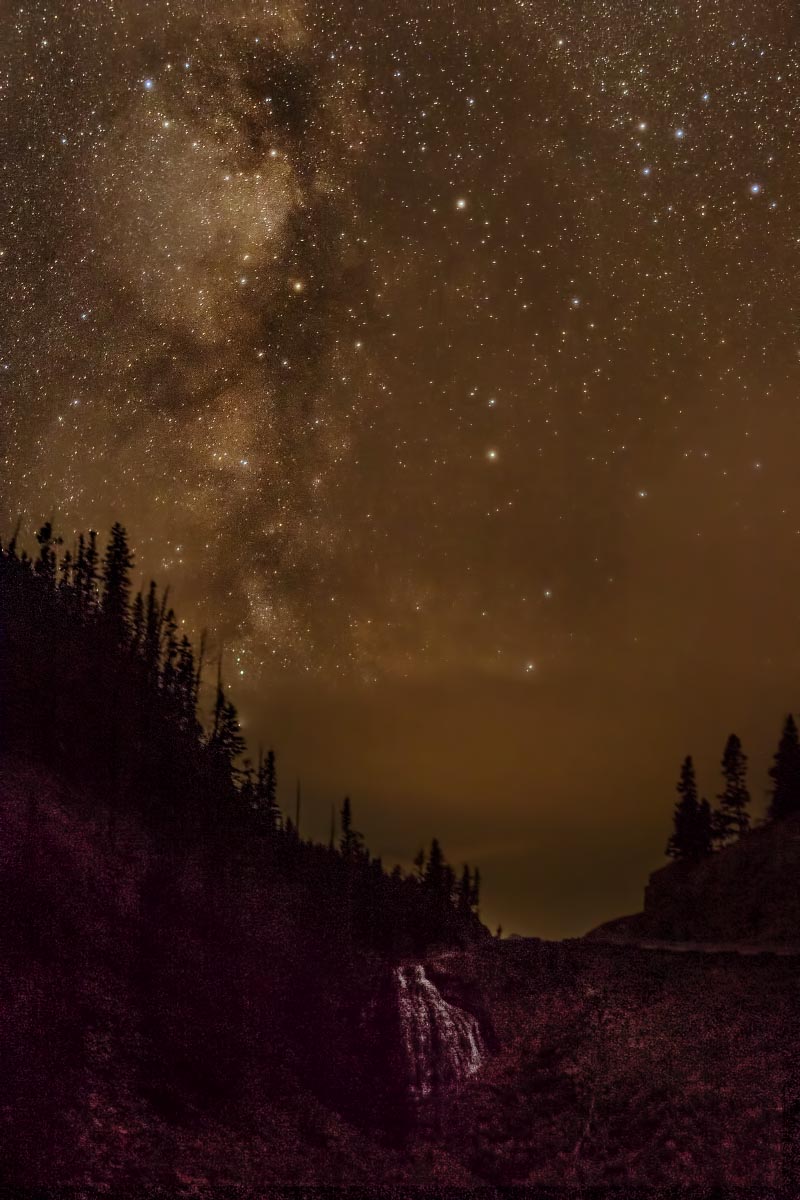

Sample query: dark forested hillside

[0,523,487,1187]
[0,521,484,956]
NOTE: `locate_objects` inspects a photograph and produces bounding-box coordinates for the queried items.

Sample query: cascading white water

[395,964,484,1100]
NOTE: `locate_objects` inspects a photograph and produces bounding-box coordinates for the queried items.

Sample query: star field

[3,0,800,934]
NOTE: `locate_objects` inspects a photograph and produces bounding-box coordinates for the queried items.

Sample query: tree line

[666,719,800,862]
[0,520,483,952]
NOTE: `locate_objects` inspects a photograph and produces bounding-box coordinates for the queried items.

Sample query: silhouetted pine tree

[254,748,280,833]
[74,533,87,613]
[83,529,99,613]
[58,549,73,602]
[34,523,61,591]
[239,758,256,812]
[697,797,713,855]
[143,581,162,680]
[715,733,750,843]
[768,714,800,821]
[424,837,446,896]
[470,866,481,914]
[208,675,246,785]
[457,864,472,916]
[339,795,364,858]
[101,522,134,639]
[175,635,200,734]
[130,590,145,657]
[667,755,712,861]
[160,607,179,697]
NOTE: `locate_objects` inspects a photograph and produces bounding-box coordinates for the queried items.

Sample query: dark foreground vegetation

[430,938,800,1191]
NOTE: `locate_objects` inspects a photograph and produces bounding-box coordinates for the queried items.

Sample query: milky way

[3,1,378,670]
[3,1,800,934]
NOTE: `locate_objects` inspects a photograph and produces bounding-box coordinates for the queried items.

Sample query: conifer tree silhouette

[101,522,134,639]
[457,864,472,915]
[58,548,73,601]
[340,796,352,854]
[768,714,800,821]
[175,635,199,733]
[209,668,246,784]
[667,756,713,861]
[74,533,88,613]
[34,522,61,590]
[143,581,161,678]
[424,837,445,896]
[254,748,280,833]
[470,866,481,914]
[715,733,750,842]
[83,529,99,612]
[339,795,364,858]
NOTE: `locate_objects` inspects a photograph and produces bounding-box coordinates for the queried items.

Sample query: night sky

[3,1,799,936]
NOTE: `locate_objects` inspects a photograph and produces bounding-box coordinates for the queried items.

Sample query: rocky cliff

[643,815,800,943]
[589,814,800,946]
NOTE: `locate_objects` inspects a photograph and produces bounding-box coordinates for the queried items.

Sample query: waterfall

[395,964,484,1100]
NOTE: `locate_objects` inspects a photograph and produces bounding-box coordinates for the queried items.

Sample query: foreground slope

[3,756,799,1191]
[422,938,800,1189]
[0,758,476,1189]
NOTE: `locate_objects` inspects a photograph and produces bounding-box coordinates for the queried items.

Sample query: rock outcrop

[590,814,800,945]
[643,814,800,943]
